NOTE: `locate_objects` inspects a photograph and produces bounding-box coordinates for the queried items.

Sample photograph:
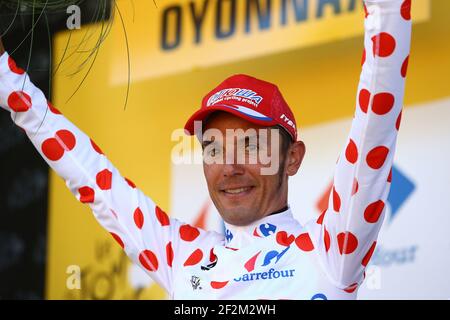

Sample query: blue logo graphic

[262,247,290,267]
[259,223,277,237]
[387,165,416,223]
[225,229,233,243]
[311,293,328,300]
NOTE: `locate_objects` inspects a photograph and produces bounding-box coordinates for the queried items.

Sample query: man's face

[201,111,305,226]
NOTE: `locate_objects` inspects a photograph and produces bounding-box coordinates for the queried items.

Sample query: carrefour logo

[234,268,295,282]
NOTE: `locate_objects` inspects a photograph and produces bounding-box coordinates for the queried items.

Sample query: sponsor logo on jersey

[234,268,295,282]
[225,229,234,243]
[253,223,277,238]
[261,246,290,266]
[190,275,202,290]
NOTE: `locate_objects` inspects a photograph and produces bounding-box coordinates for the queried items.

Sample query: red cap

[184,74,298,141]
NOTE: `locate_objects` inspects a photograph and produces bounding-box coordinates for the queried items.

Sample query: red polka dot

[47,101,61,115]
[344,283,358,293]
[401,0,411,20]
[396,111,402,131]
[96,169,112,190]
[387,168,393,183]
[79,186,95,203]
[366,146,389,169]
[55,130,76,151]
[166,242,174,267]
[90,139,104,155]
[139,250,158,271]
[316,210,326,225]
[345,139,358,164]
[8,56,25,74]
[184,249,203,266]
[359,89,371,113]
[179,224,200,242]
[361,49,366,66]
[364,200,385,223]
[8,91,32,112]
[134,207,144,229]
[337,232,358,254]
[372,92,395,115]
[41,138,64,161]
[276,231,295,246]
[295,233,314,252]
[244,251,261,272]
[333,187,341,213]
[362,241,377,267]
[352,178,359,196]
[372,33,396,58]
[401,56,409,78]
[155,206,170,226]
[110,232,124,249]
[324,228,330,252]
[211,281,229,289]
[125,177,136,188]
[209,248,217,262]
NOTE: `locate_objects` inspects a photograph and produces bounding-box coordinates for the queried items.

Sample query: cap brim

[184,104,278,137]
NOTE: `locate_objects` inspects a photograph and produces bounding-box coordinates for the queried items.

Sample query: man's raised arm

[307,0,412,290]
[0,37,220,295]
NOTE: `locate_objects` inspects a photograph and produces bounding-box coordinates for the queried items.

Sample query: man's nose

[223,147,245,176]
[222,163,245,177]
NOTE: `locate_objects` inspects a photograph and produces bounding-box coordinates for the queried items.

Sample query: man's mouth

[220,186,255,198]
[223,187,252,194]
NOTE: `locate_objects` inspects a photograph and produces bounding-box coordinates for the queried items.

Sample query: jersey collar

[223,207,294,249]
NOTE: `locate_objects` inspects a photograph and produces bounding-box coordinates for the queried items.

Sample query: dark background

[0,1,111,300]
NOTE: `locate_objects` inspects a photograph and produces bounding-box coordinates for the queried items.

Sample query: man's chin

[219,207,258,226]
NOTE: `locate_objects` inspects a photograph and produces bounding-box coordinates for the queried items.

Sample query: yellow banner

[111,0,430,83]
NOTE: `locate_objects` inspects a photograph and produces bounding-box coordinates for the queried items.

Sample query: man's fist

[0,37,5,56]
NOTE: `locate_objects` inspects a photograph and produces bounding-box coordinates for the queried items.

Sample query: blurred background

[0,0,449,299]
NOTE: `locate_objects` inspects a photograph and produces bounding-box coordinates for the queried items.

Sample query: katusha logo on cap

[207,88,263,108]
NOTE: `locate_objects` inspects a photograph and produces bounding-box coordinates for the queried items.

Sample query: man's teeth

[224,187,251,194]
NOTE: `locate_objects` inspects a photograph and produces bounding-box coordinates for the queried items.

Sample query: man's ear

[286,141,306,176]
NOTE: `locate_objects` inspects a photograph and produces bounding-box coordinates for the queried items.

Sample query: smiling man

[189,76,306,226]
[0,0,412,299]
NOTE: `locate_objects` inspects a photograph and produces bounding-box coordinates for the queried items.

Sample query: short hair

[272,125,293,157]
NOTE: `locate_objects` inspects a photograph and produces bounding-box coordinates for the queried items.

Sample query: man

[0,0,412,299]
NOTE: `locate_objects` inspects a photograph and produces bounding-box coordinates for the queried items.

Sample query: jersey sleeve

[0,53,222,295]
[306,0,412,290]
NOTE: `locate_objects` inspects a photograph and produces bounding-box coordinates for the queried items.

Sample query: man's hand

[0,37,5,56]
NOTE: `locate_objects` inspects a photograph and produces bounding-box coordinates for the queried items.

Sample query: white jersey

[0,0,411,300]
